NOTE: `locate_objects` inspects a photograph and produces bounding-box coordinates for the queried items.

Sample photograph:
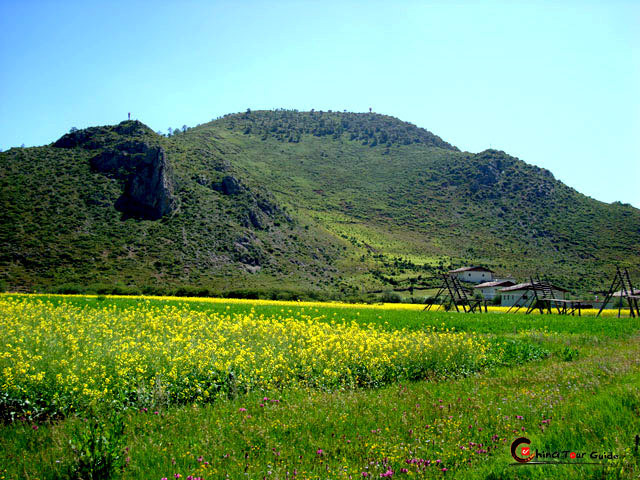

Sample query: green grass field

[1,294,639,479]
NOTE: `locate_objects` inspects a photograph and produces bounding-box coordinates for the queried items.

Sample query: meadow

[0,294,639,479]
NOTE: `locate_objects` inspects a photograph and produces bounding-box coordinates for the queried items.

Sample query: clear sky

[1,0,638,207]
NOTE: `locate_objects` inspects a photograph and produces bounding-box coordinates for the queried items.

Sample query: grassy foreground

[1,294,639,479]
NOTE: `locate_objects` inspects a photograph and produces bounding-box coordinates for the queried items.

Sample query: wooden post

[597,267,621,317]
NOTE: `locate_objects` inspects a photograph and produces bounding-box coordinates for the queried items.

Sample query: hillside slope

[1,110,638,297]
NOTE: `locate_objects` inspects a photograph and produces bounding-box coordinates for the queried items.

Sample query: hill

[1,110,639,298]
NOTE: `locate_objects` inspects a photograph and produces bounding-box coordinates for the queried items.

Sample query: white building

[449,266,495,284]
[473,280,516,300]
[499,282,569,307]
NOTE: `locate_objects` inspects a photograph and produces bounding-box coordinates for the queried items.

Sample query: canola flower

[0,296,491,417]
[4,292,628,316]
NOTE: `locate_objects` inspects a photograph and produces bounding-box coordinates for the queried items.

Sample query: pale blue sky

[1,1,638,206]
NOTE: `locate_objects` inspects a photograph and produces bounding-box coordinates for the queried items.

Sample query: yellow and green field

[1,294,639,479]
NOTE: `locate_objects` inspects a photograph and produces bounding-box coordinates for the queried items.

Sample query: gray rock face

[233,234,263,268]
[246,209,264,229]
[476,163,500,186]
[221,176,242,195]
[90,141,176,220]
[212,175,244,195]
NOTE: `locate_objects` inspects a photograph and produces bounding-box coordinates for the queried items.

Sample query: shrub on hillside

[380,290,402,303]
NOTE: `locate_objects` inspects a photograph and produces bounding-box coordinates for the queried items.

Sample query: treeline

[217,109,458,150]
[158,125,191,137]
[31,283,378,303]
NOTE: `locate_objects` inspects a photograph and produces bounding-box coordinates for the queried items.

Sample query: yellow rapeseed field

[0,296,490,417]
[4,292,626,315]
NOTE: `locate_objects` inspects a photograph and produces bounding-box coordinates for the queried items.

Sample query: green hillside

[1,110,638,298]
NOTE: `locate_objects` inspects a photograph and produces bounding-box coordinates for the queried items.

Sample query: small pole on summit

[128,112,131,120]
[369,107,372,113]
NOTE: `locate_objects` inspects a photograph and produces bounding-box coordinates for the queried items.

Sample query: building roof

[499,281,570,293]
[612,288,640,297]
[500,282,535,292]
[449,266,495,274]
[474,280,516,289]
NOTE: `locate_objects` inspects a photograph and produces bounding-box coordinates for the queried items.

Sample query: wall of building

[477,287,496,300]
[500,291,530,306]
[455,270,493,284]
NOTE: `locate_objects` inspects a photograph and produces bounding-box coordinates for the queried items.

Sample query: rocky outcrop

[54,129,102,149]
[212,175,244,195]
[53,121,175,220]
[193,172,289,230]
[54,121,154,150]
[245,209,264,229]
[90,141,176,220]
[233,234,264,271]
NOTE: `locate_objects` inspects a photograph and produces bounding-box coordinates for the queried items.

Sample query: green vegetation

[217,109,457,149]
[2,109,639,478]
[1,111,639,297]
[1,295,639,479]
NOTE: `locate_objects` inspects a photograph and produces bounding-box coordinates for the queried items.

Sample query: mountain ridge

[1,110,638,298]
